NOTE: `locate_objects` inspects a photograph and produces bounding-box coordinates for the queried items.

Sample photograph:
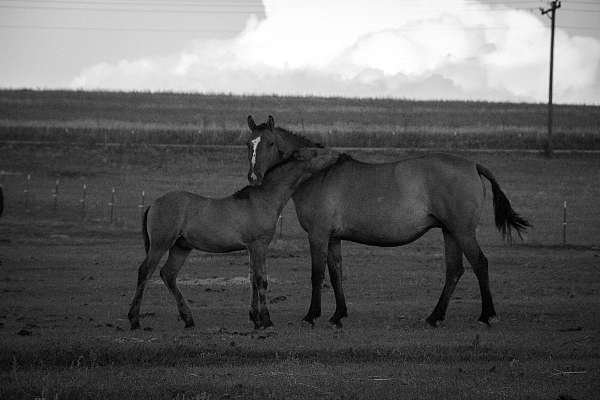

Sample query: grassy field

[1,90,599,149]
[1,143,599,399]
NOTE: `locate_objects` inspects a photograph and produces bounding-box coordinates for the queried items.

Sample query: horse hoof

[328,317,344,328]
[262,320,274,329]
[330,320,343,329]
[130,321,141,330]
[302,315,317,324]
[301,319,315,328]
[478,314,498,327]
[425,316,442,328]
[184,321,195,329]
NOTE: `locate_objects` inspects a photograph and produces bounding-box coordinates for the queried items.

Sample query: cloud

[71,0,600,103]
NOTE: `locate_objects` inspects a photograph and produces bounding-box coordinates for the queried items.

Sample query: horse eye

[268,142,274,147]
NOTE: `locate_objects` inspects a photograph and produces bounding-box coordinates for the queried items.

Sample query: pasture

[1,142,599,399]
[1,90,599,149]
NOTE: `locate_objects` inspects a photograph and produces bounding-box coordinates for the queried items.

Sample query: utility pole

[540,0,561,157]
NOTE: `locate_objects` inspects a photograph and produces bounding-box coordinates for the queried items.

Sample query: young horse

[246,115,530,328]
[127,148,339,330]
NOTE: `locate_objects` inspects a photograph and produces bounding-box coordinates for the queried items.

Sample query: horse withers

[127,147,340,330]
[246,115,530,328]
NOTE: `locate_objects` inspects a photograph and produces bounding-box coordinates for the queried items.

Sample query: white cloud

[71,0,600,103]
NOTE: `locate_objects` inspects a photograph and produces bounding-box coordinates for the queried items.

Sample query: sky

[1,0,599,104]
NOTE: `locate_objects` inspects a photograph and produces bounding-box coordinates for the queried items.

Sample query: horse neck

[255,161,308,213]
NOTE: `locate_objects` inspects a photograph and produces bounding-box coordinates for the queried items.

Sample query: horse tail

[476,164,531,240]
[142,206,150,254]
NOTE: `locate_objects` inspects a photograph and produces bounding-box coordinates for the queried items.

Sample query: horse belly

[338,207,436,246]
[183,218,245,253]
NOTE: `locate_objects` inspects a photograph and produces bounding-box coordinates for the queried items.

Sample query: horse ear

[267,115,275,130]
[247,115,257,130]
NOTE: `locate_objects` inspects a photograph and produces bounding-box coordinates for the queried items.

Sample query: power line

[563,0,600,4]
[0,24,239,33]
[0,5,557,14]
[4,23,595,33]
[557,25,600,31]
[0,4,264,14]
[0,0,263,8]
[561,8,600,12]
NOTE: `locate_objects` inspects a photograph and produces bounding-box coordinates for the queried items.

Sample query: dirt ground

[1,145,599,399]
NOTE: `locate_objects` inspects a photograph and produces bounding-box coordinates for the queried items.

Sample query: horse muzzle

[248,171,263,186]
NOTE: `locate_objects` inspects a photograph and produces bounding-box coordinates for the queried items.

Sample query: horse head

[247,115,281,186]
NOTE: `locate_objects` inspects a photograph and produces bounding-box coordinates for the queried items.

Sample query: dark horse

[128,148,339,330]
[246,115,530,327]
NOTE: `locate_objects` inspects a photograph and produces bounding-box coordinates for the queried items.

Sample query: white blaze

[250,136,261,178]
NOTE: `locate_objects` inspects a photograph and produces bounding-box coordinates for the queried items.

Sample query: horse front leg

[327,238,348,327]
[303,234,328,325]
[247,242,273,329]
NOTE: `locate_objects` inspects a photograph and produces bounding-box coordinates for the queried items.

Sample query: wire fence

[0,170,148,229]
[0,170,287,239]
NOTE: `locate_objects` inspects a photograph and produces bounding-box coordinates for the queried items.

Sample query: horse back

[292,153,484,241]
[148,191,249,252]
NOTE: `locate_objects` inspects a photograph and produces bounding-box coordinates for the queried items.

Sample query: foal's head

[246,115,282,186]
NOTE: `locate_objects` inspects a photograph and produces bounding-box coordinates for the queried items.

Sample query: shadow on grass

[512,242,599,251]
[2,340,597,371]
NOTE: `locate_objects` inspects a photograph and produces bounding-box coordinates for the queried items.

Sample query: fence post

[562,200,567,246]
[24,174,31,213]
[277,214,283,240]
[80,183,87,221]
[0,170,4,217]
[109,187,115,224]
[138,190,145,221]
[53,178,60,213]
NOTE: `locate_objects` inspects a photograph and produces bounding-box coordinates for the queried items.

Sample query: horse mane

[231,152,349,200]
[274,127,324,149]
[321,152,353,174]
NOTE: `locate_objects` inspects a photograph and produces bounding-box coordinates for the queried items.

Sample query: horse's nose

[248,171,262,186]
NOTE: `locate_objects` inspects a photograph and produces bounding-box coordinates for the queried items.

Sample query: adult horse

[246,115,530,327]
[128,147,339,330]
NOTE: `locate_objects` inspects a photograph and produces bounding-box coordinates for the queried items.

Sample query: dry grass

[1,90,599,149]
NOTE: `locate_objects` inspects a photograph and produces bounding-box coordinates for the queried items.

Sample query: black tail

[476,164,531,240]
[142,206,150,253]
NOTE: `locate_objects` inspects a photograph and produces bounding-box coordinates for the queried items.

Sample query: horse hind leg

[160,242,194,328]
[303,234,328,325]
[128,248,164,330]
[455,231,497,325]
[426,229,465,327]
